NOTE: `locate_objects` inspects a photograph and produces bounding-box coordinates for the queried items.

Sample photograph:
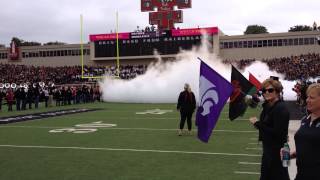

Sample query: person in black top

[177,83,196,136]
[249,78,290,180]
[282,83,320,180]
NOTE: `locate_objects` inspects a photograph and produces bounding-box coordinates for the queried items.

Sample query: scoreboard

[90,27,218,58]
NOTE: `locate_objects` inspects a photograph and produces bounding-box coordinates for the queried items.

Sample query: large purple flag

[196,59,234,143]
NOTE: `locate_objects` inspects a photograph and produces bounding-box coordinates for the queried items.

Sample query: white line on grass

[248,142,260,145]
[0,126,258,133]
[0,144,262,157]
[234,171,260,175]
[238,162,261,165]
[245,147,262,150]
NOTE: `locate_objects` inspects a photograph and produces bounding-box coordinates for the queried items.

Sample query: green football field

[0,102,262,180]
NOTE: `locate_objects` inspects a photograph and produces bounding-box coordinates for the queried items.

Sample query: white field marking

[238,162,261,165]
[0,126,257,133]
[0,144,261,157]
[234,171,260,175]
[79,117,250,121]
[248,142,261,145]
[246,147,262,150]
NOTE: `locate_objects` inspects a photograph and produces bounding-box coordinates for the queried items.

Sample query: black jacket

[254,100,290,147]
[177,90,196,113]
[294,116,320,180]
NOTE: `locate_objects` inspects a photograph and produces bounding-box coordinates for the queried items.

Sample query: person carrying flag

[177,83,196,136]
[249,78,290,180]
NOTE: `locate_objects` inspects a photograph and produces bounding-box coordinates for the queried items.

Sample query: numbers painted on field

[49,121,117,134]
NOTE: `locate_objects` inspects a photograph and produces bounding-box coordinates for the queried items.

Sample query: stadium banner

[196,59,233,143]
[0,109,100,124]
[171,27,218,37]
[130,31,160,39]
[89,33,130,41]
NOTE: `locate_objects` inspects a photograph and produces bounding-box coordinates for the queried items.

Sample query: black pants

[179,111,193,131]
[260,144,290,180]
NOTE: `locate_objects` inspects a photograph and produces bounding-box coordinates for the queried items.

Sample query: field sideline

[0,102,262,180]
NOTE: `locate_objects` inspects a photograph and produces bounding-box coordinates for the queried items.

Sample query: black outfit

[294,115,320,180]
[253,100,290,180]
[177,90,196,131]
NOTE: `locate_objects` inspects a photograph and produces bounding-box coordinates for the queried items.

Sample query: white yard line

[245,147,262,150]
[0,125,257,133]
[238,161,261,165]
[0,144,262,157]
[234,171,260,175]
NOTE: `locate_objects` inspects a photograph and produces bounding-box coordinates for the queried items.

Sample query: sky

[0,0,319,46]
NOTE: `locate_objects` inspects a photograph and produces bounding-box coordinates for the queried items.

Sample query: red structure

[9,40,19,60]
[141,0,191,31]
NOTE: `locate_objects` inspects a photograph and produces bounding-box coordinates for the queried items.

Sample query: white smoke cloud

[100,41,298,103]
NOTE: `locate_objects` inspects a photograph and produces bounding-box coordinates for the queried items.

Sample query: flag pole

[116,11,120,77]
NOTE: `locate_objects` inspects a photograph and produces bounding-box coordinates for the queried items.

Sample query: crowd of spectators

[224,53,320,81]
[0,64,148,85]
[0,84,101,112]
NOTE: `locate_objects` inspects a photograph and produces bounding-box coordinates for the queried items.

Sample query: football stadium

[0,0,320,180]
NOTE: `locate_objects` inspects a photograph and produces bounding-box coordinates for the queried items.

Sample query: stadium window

[283,39,288,46]
[177,37,181,41]
[123,40,126,44]
[147,39,151,42]
[195,36,200,40]
[64,50,67,56]
[49,51,53,56]
[288,39,293,46]
[248,41,252,48]
[233,41,238,48]
[263,40,267,47]
[298,38,304,45]
[169,37,172,41]
[294,38,299,45]
[190,36,194,40]
[131,40,135,43]
[272,40,277,46]
[228,42,233,48]
[304,38,309,45]
[238,41,243,48]
[135,39,139,43]
[53,51,56,56]
[186,36,190,40]
[278,39,283,46]
[258,40,262,47]
[164,38,168,41]
[243,41,248,48]
[22,52,26,58]
[268,40,272,47]
[223,42,228,49]
[252,41,257,48]
[103,41,106,45]
[309,37,315,44]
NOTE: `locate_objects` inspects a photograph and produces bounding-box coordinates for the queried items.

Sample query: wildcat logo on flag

[196,58,233,143]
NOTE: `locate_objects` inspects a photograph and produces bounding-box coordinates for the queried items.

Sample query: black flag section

[229,66,256,120]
